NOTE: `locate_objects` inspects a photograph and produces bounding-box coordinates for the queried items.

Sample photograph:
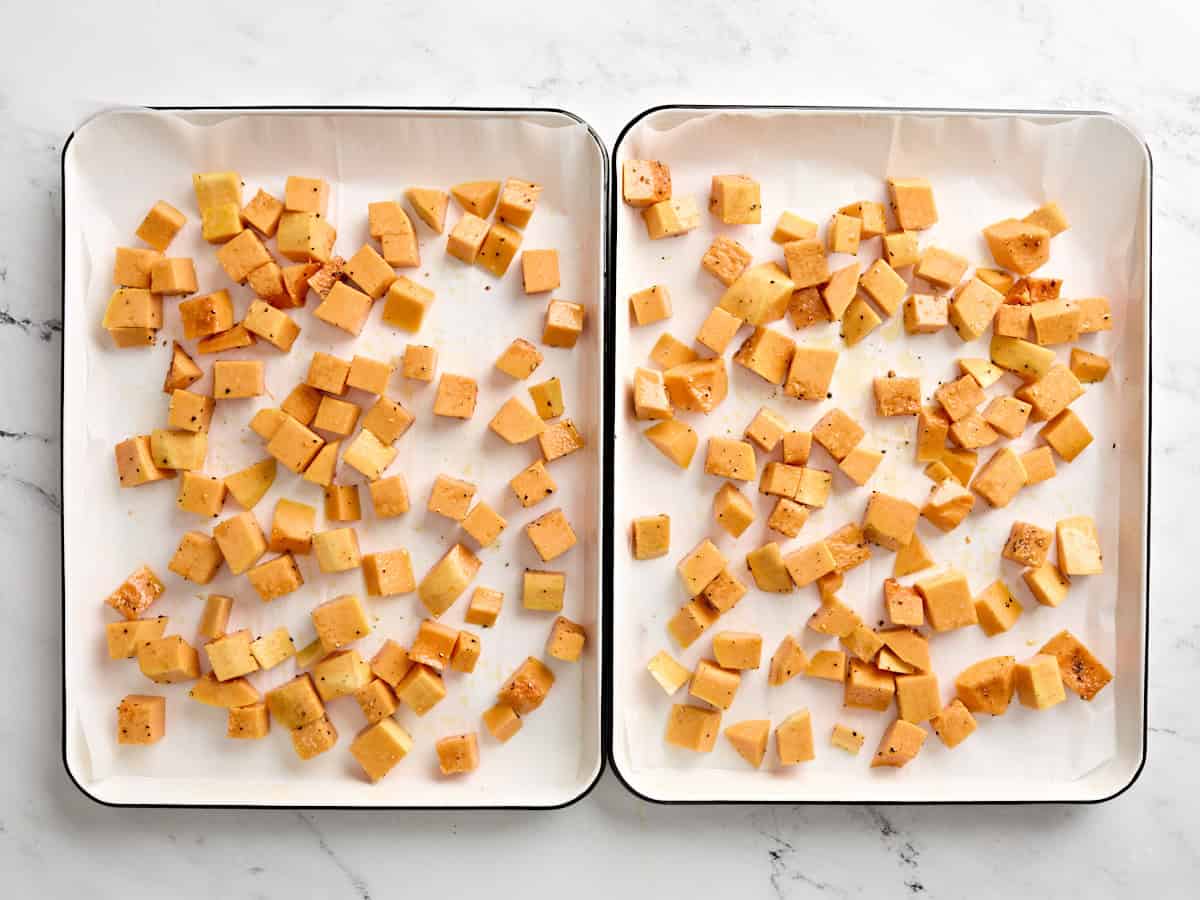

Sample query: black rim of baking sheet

[602,103,1152,806]
[59,104,610,812]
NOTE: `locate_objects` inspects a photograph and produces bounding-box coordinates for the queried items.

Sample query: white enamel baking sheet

[610,107,1149,803]
[62,107,606,807]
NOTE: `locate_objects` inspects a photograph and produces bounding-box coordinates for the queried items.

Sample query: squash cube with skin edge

[974,580,1023,637]
[104,565,166,621]
[784,346,839,401]
[689,659,741,710]
[820,262,860,321]
[117,695,166,746]
[705,438,757,482]
[1040,409,1093,463]
[701,236,752,286]
[107,616,169,660]
[767,497,809,538]
[491,397,546,445]
[713,482,755,538]
[418,543,481,616]
[547,616,587,662]
[477,222,522,277]
[871,719,927,769]
[207,513,267,580]
[138,635,201,684]
[343,430,398,481]
[367,476,409,520]
[715,263,795,327]
[812,408,864,462]
[362,549,416,597]
[643,196,700,239]
[149,429,207,471]
[543,299,586,348]
[896,673,941,723]
[381,278,434,333]
[168,531,223,584]
[633,367,672,420]
[1015,364,1084,422]
[983,218,1051,274]
[529,377,564,420]
[698,568,745,614]
[526,508,577,562]
[311,650,373,702]
[149,258,198,296]
[246,553,303,602]
[510,459,557,508]
[523,570,565,612]
[955,656,1016,716]
[776,710,816,766]
[136,200,186,251]
[495,338,544,381]
[887,177,937,230]
[844,660,895,711]
[648,651,692,695]
[629,284,672,327]
[621,160,671,208]
[666,704,722,753]
[930,699,977,750]
[916,569,977,631]
[1056,515,1103,575]
[970,447,1027,508]
[645,420,698,469]
[1039,630,1112,701]
[312,527,361,574]
[168,389,215,435]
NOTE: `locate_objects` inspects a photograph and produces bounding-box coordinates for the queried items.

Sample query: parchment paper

[611,109,1148,801]
[62,109,605,806]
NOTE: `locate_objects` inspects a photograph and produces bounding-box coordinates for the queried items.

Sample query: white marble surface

[0,0,1194,895]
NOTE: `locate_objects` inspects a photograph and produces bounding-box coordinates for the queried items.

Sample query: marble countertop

[2,0,1194,896]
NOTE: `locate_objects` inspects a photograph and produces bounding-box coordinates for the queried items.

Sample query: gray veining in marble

[1,0,1196,896]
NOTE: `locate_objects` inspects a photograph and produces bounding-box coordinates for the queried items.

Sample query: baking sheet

[610,108,1149,803]
[62,108,606,807]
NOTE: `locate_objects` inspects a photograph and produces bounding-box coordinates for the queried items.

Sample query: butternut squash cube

[643,196,700,239]
[931,699,977,749]
[645,420,698,468]
[138,635,200,684]
[246,553,303,602]
[498,657,555,715]
[844,660,895,711]
[521,248,560,294]
[633,367,672,420]
[362,549,416,597]
[887,178,937,230]
[768,635,808,686]
[983,218,1051,274]
[629,284,672,326]
[482,702,523,742]
[350,718,413,782]
[546,616,585,662]
[312,527,362,573]
[311,650,372,702]
[862,492,919,551]
[776,709,816,765]
[525,508,576,561]
[135,200,186,251]
[709,174,761,224]
[647,650,691,695]
[343,429,398,481]
[406,187,449,232]
[870,719,926,768]
[510,459,557,507]
[446,213,491,264]
[368,476,409,519]
[418,543,480,616]
[772,211,818,243]
[529,376,564,420]
[916,569,977,631]
[176,472,225,518]
[117,694,166,745]
[971,447,1027,507]
[701,236,752,286]
[477,222,523,276]
[746,542,792,593]
[490,397,546,444]
[1039,408,1093,462]
[665,704,721,752]
[106,616,168,659]
[621,161,671,208]
[1056,515,1103,575]
[955,656,1016,715]
[250,627,296,670]
[725,719,770,768]
[806,649,848,682]
[277,211,335,263]
[1015,654,1066,710]
[1038,630,1112,701]
[227,702,270,740]
[667,599,719,649]
[167,531,223,584]
[433,373,478,419]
